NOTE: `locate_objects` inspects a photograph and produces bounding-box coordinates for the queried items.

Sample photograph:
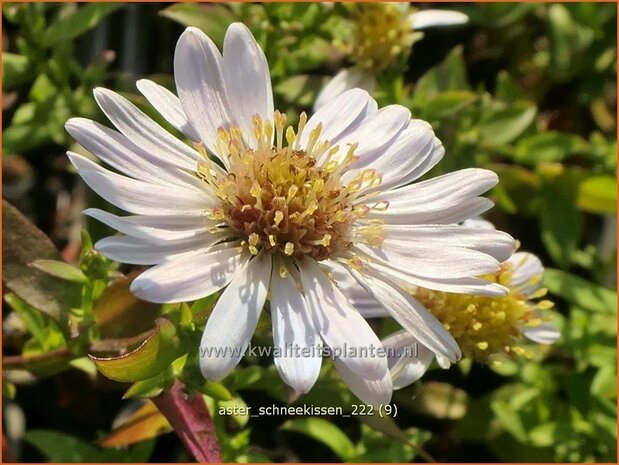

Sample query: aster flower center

[198,112,383,261]
[353,4,416,71]
[414,262,554,362]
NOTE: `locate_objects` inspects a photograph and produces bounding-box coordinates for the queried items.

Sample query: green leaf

[577,175,617,214]
[544,268,617,314]
[539,187,583,268]
[2,201,81,318]
[3,121,53,154]
[458,3,537,28]
[160,3,236,47]
[196,381,233,402]
[2,53,33,90]
[275,74,326,106]
[528,422,574,448]
[515,131,587,165]
[3,380,16,400]
[30,259,87,283]
[548,4,595,81]
[5,294,66,351]
[24,430,154,462]
[480,101,537,146]
[29,74,57,103]
[491,400,528,442]
[412,46,469,107]
[359,416,432,462]
[422,91,477,121]
[591,366,617,400]
[356,424,429,462]
[123,369,174,399]
[43,3,124,47]
[281,418,357,462]
[495,70,526,102]
[93,272,161,338]
[90,318,183,382]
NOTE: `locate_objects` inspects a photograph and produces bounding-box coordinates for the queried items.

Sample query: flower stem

[153,379,222,463]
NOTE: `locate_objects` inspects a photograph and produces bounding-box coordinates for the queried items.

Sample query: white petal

[356,227,515,279]
[130,241,247,303]
[348,268,461,363]
[83,208,214,241]
[299,259,387,379]
[411,10,469,30]
[223,23,274,146]
[200,252,272,380]
[325,260,388,317]
[356,242,501,280]
[382,331,435,389]
[389,137,445,189]
[136,79,201,141]
[92,88,200,171]
[435,354,451,369]
[68,152,214,216]
[301,88,372,149]
[313,68,376,111]
[523,323,560,344]
[270,262,322,393]
[505,252,545,296]
[363,168,499,225]
[365,258,508,297]
[335,105,410,167]
[174,27,234,163]
[333,358,392,407]
[350,120,442,191]
[66,118,199,188]
[462,217,496,230]
[380,224,515,263]
[95,232,225,265]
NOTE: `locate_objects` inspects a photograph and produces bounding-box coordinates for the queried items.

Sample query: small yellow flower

[414,252,557,362]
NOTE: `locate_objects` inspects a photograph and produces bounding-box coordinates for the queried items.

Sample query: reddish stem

[3,434,14,463]
[152,379,222,463]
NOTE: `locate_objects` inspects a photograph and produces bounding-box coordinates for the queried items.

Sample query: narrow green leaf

[160,3,235,47]
[422,91,477,120]
[30,259,87,283]
[577,175,617,214]
[544,268,617,314]
[495,70,526,102]
[591,366,617,400]
[281,418,357,462]
[480,102,537,146]
[2,53,32,90]
[25,430,154,462]
[412,46,469,107]
[93,271,161,338]
[90,318,183,382]
[43,3,123,47]
[3,121,53,154]
[5,294,50,349]
[3,380,16,400]
[275,74,325,106]
[515,131,587,164]
[539,187,583,268]
[196,381,233,402]
[124,369,174,399]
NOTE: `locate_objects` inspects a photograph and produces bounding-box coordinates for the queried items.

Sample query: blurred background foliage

[2,2,616,463]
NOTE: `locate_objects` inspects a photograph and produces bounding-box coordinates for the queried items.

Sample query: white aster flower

[374,219,560,389]
[315,3,468,109]
[66,23,513,405]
